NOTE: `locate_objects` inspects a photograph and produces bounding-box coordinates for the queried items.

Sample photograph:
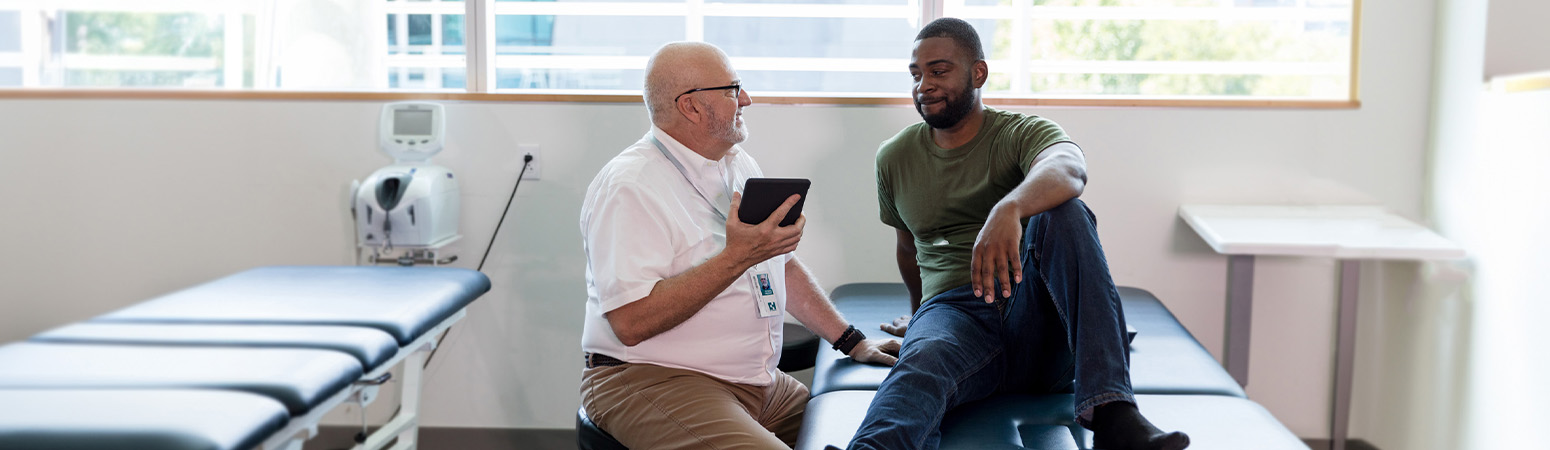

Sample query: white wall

[1485,0,1550,78]
[0,0,1439,440]
[1427,0,1550,448]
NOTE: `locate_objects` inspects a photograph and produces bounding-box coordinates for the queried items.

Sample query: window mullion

[687,0,705,42]
[466,0,491,92]
[19,7,42,86]
[430,11,443,89]
[1011,0,1030,95]
[223,13,243,89]
[921,0,943,25]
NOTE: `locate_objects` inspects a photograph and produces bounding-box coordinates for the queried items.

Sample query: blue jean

[848,199,1134,450]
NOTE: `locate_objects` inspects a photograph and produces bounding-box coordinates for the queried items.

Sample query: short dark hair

[915,17,985,61]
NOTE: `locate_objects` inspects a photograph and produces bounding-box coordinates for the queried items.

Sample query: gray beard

[710,109,748,144]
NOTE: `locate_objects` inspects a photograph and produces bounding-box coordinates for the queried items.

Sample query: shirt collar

[650,126,741,169]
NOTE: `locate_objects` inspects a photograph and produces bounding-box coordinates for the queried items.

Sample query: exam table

[0,266,490,450]
[794,283,1306,449]
[577,283,1306,449]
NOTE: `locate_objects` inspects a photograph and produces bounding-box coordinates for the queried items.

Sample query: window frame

[0,0,1362,108]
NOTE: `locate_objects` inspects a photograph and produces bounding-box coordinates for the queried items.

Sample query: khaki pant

[581,363,809,449]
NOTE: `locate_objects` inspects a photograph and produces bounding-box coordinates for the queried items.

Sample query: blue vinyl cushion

[0,342,362,415]
[95,266,491,345]
[795,391,1306,450]
[0,389,289,450]
[32,323,401,371]
[810,284,1244,398]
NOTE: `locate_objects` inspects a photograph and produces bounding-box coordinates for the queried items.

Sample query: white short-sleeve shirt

[580,126,787,385]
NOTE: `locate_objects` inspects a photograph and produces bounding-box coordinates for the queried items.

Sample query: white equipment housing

[354,102,460,249]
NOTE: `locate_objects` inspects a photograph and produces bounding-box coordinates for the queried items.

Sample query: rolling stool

[577,405,628,450]
[577,323,823,449]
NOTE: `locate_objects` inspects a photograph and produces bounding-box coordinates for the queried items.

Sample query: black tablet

[739,178,810,226]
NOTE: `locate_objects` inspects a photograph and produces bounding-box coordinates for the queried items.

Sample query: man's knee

[1036,198,1097,235]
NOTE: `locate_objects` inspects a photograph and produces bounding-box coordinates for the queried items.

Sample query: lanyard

[650,133,732,222]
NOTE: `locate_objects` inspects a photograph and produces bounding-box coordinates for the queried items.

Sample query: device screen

[739,178,809,226]
[394,109,434,136]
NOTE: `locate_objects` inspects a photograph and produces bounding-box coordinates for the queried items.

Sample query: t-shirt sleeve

[1016,117,1076,177]
[876,151,908,231]
[583,181,678,314]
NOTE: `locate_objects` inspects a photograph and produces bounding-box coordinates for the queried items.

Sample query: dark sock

[1090,401,1190,450]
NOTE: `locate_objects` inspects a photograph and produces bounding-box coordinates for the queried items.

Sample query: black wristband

[833,325,866,355]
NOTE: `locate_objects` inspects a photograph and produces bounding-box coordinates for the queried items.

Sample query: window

[948,0,1356,99]
[0,0,1359,103]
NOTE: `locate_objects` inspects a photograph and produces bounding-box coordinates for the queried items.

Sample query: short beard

[915,77,979,130]
[707,103,748,144]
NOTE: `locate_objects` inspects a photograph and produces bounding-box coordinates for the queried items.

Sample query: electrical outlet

[518,144,541,180]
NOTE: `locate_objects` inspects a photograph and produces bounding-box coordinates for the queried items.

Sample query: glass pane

[1029,19,1350,63]
[442,70,466,88]
[499,0,683,4]
[706,17,915,59]
[56,11,232,88]
[387,66,468,90]
[442,14,465,55]
[387,14,398,51]
[65,12,221,57]
[495,16,682,56]
[737,70,911,94]
[959,18,1004,59]
[382,2,467,91]
[953,0,1355,98]
[1026,73,1346,98]
[495,15,555,50]
[496,68,645,90]
[0,68,21,86]
[0,12,19,52]
[715,0,906,5]
[1032,0,1292,6]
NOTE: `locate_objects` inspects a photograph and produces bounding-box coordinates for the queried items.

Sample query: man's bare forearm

[995,143,1086,220]
[784,257,851,344]
[605,252,747,346]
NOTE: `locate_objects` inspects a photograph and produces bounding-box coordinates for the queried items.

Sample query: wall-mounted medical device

[353,102,461,259]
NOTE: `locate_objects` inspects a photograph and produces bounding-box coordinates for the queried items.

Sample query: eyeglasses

[675,84,742,103]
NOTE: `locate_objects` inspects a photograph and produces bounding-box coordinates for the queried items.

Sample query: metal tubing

[1330,260,1361,450]
[1225,254,1256,387]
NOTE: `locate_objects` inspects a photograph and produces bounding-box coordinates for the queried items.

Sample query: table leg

[1330,260,1360,450]
[1226,254,1255,387]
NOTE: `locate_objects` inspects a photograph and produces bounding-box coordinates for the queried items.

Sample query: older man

[842,18,1189,450]
[579,42,900,449]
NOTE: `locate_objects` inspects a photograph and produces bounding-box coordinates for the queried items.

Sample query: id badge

[750,265,781,318]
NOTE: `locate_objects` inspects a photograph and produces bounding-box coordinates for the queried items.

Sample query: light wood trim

[1349,0,1363,103]
[1490,73,1550,93]
[0,88,1359,108]
[987,98,1358,109]
[0,89,642,103]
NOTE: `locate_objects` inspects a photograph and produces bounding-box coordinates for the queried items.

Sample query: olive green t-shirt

[876,107,1074,302]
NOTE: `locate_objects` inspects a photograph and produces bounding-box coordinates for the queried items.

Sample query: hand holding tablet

[738,178,810,226]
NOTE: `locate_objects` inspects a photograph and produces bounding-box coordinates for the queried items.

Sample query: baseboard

[1301,439,1381,450]
[306,426,575,450]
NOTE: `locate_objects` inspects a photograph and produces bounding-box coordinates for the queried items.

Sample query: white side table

[1178,205,1465,450]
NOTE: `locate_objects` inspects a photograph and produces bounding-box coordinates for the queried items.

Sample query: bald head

[645,42,734,126]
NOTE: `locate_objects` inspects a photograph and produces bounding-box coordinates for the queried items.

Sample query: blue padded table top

[0,342,362,415]
[32,323,401,371]
[811,284,1244,398]
[0,389,289,450]
[795,391,1306,450]
[95,266,491,345]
